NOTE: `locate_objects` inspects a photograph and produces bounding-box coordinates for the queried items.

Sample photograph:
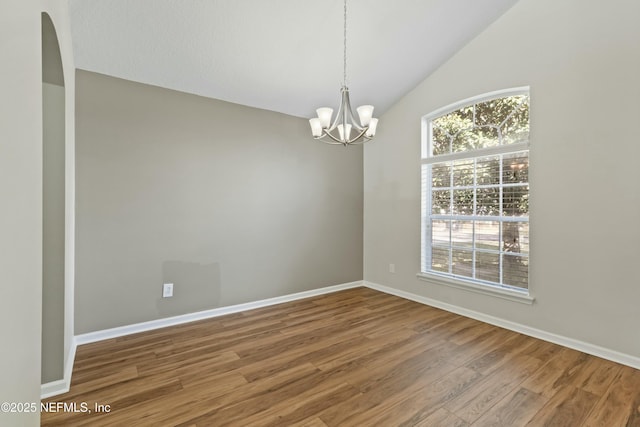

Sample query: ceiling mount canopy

[309,0,379,146]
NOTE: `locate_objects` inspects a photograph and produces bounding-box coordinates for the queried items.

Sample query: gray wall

[364,0,640,357]
[75,70,363,334]
[42,82,65,383]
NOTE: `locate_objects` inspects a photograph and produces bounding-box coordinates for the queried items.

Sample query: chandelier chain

[343,0,347,87]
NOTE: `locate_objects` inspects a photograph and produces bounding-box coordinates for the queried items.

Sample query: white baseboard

[363,281,640,371]
[75,281,363,346]
[40,379,67,400]
[43,278,637,400]
[42,280,363,398]
[41,336,77,399]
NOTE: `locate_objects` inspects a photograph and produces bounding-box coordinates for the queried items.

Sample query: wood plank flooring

[41,287,640,426]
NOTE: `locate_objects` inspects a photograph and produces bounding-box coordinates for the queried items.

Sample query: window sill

[416,272,535,305]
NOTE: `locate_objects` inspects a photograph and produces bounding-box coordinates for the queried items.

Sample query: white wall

[42,1,76,390]
[0,1,74,423]
[52,2,77,387]
[1,2,44,425]
[364,0,640,359]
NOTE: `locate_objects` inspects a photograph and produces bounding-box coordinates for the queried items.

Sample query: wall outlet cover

[163,283,174,298]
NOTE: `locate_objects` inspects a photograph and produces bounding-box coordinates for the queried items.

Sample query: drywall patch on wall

[158,261,221,316]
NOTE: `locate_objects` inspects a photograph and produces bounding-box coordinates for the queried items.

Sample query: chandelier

[309,0,379,145]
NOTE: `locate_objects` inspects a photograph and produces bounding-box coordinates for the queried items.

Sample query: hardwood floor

[41,287,640,426]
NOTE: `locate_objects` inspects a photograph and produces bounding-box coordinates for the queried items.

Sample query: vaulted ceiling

[69,0,519,118]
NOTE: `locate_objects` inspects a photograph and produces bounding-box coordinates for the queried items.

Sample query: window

[420,88,530,297]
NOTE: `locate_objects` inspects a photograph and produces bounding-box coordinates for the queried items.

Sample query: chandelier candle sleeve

[316,108,333,129]
[309,118,323,137]
[365,118,378,138]
[357,105,374,126]
[338,124,352,141]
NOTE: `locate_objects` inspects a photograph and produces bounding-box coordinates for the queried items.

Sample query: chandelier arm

[328,89,346,131]
[322,129,349,144]
[345,127,369,144]
[314,126,370,145]
[346,134,372,145]
[342,103,348,136]
[343,91,364,131]
[313,134,345,145]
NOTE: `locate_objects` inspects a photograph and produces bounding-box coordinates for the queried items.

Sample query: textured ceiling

[69,0,519,118]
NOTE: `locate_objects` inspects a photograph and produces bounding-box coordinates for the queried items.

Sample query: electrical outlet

[162,283,174,298]
[389,263,395,273]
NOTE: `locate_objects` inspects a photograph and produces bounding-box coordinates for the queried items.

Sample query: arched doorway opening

[42,12,66,384]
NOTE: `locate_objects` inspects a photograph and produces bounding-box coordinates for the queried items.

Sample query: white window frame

[418,87,534,304]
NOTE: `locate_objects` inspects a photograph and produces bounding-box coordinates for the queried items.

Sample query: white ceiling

[69,0,519,119]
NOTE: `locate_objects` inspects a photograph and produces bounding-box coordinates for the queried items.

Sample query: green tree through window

[421,89,530,290]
